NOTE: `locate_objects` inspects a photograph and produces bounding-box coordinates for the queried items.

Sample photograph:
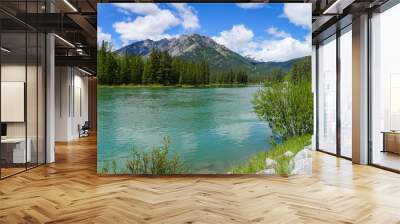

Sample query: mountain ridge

[115,33,307,75]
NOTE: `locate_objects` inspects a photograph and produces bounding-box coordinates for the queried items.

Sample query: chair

[79,121,90,138]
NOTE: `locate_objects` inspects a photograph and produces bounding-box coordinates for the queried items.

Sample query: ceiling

[311,0,390,44]
[0,0,97,74]
[0,0,395,74]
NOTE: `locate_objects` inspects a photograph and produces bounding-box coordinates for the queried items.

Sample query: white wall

[1,63,46,164]
[55,66,70,141]
[55,66,89,141]
[1,65,26,139]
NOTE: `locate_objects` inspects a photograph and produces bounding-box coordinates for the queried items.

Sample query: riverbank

[230,135,311,175]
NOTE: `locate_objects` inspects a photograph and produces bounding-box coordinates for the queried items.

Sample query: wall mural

[97,3,313,175]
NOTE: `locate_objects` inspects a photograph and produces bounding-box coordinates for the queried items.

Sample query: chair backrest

[83,121,90,129]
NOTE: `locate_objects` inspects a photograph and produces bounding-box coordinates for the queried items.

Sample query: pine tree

[131,56,143,84]
[119,54,131,84]
[142,60,151,84]
[148,50,162,84]
[97,41,112,84]
[106,54,118,85]
[161,51,172,85]
[171,58,181,85]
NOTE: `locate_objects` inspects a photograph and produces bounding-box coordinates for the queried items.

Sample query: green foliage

[253,80,313,139]
[231,135,311,175]
[290,56,311,83]
[210,70,248,84]
[100,159,118,174]
[101,160,110,174]
[253,57,313,139]
[125,136,185,175]
[97,41,248,86]
[233,57,312,175]
[112,160,117,174]
[263,68,286,83]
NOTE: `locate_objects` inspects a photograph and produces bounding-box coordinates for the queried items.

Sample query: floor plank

[1,135,400,223]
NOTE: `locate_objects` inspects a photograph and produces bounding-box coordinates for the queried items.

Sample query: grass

[100,135,311,175]
[100,136,185,175]
[230,135,311,175]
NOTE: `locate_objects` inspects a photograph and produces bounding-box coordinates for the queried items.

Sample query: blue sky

[98,3,311,62]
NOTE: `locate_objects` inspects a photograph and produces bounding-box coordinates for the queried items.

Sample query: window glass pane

[0,1,47,178]
[27,31,38,169]
[340,28,352,158]
[1,30,27,177]
[371,3,400,170]
[318,36,337,154]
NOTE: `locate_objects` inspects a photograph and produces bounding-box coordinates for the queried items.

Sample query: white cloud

[112,3,199,45]
[213,24,311,62]
[267,27,291,38]
[236,3,266,9]
[212,24,254,53]
[112,3,161,15]
[97,27,112,45]
[282,3,311,29]
[112,6,180,45]
[250,34,311,62]
[169,3,200,30]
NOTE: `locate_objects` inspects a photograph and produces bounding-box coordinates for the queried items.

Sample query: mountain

[115,33,304,76]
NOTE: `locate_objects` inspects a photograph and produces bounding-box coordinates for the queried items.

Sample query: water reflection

[98,86,271,173]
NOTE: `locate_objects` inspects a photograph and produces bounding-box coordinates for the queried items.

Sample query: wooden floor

[1,135,400,223]
[372,150,400,171]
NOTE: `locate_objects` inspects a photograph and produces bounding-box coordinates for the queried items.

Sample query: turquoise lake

[97,86,272,173]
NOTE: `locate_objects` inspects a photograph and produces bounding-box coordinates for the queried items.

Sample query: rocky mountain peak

[114,33,303,76]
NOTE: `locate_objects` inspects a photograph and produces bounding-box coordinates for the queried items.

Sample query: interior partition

[0,2,46,179]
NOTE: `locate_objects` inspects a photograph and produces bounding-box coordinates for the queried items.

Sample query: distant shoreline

[98,84,259,88]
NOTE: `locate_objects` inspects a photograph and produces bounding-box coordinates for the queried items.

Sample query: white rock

[262,168,276,175]
[293,148,312,160]
[304,144,313,150]
[283,151,294,157]
[286,148,313,175]
[265,158,277,168]
[291,158,312,175]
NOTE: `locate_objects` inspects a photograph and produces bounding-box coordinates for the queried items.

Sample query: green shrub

[112,160,118,174]
[101,160,110,174]
[231,135,311,175]
[125,136,185,175]
[253,80,313,140]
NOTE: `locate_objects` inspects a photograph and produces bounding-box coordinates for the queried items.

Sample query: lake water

[97,86,272,173]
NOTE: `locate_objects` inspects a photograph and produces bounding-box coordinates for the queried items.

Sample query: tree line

[210,70,248,84]
[263,56,311,84]
[97,42,248,86]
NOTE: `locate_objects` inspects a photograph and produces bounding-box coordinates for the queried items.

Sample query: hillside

[115,34,306,76]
